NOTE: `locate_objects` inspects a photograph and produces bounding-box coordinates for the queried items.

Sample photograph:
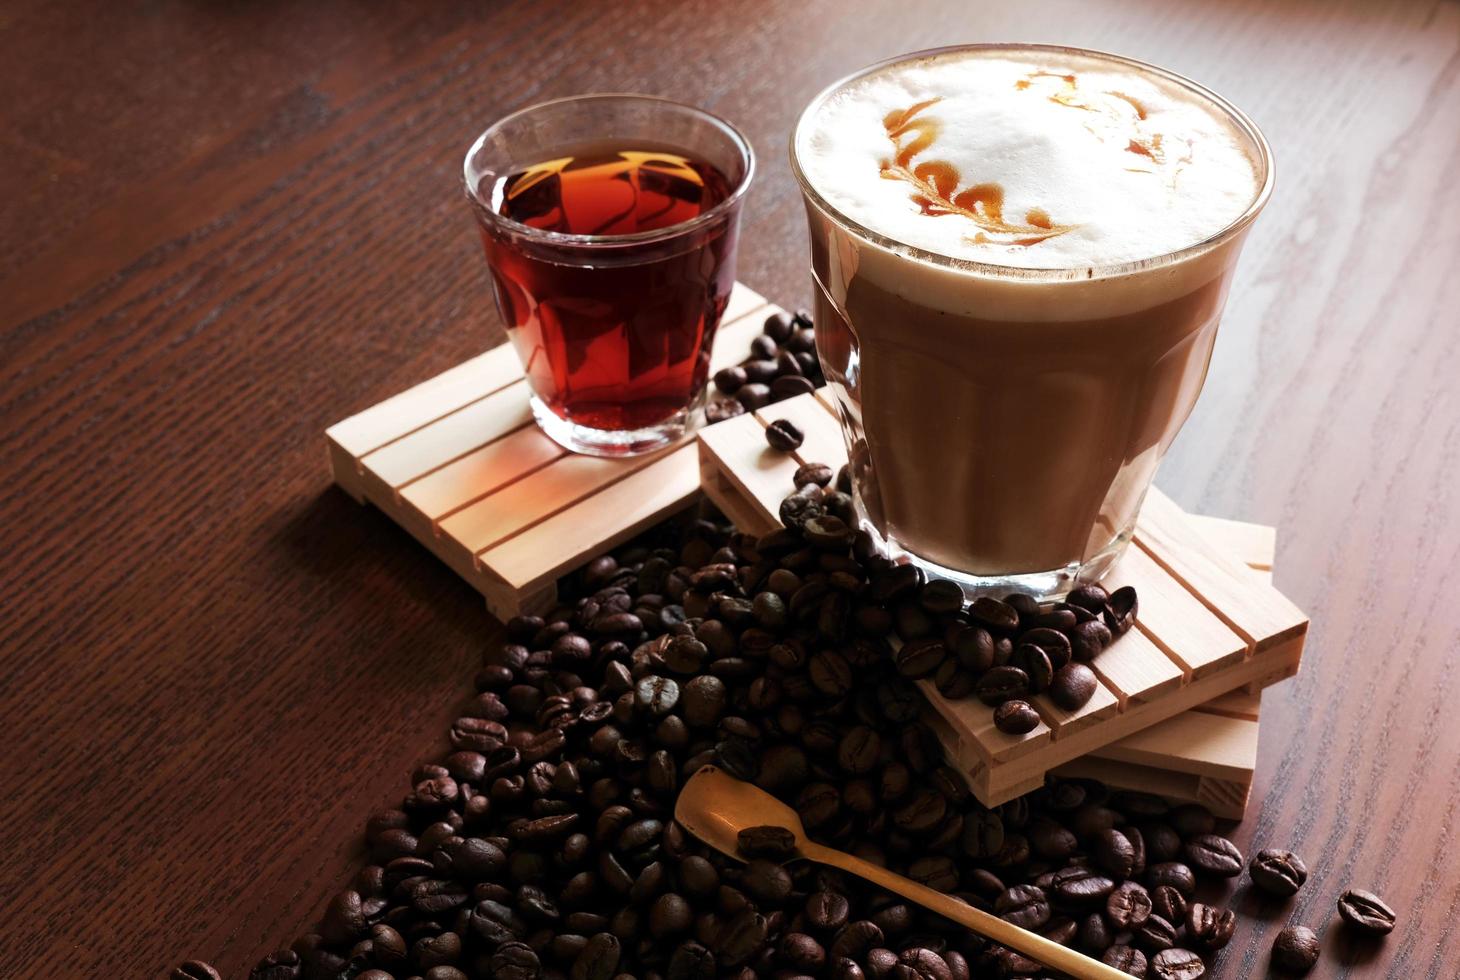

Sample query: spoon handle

[801,841,1129,980]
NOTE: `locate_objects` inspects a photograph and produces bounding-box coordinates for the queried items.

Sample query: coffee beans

[976,665,1029,706]
[171,963,221,980]
[993,699,1041,735]
[766,418,805,452]
[200,484,1281,980]
[1336,888,1396,935]
[706,311,826,420]
[1103,944,1147,976]
[1183,835,1244,877]
[1249,848,1308,897]
[1185,903,1235,951]
[1050,662,1098,710]
[1271,925,1320,973]
[1150,947,1206,979]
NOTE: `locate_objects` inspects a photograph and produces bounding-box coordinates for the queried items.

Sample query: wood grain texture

[1,1,1457,977]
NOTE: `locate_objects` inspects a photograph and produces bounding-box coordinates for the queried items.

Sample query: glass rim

[789,43,1275,282]
[464,93,755,248]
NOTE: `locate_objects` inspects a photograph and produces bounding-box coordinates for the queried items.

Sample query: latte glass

[791,44,1273,598]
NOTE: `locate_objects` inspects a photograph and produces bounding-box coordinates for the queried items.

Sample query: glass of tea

[464,95,754,456]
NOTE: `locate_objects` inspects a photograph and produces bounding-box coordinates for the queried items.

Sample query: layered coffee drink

[792,45,1271,595]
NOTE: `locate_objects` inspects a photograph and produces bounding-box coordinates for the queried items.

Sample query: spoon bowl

[674,765,807,859]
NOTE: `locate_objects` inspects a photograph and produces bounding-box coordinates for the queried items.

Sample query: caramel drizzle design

[879,98,1073,247]
[1017,71,1192,174]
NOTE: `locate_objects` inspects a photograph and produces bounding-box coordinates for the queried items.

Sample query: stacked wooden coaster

[326,283,1305,818]
[327,284,774,619]
[698,385,1307,813]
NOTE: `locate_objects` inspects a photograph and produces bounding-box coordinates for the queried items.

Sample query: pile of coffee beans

[707,309,823,423]
[177,493,1268,980]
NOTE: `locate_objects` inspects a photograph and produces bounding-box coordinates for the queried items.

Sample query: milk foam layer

[799,49,1260,269]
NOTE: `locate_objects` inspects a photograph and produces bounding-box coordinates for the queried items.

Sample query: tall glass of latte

[791,44,1272,597]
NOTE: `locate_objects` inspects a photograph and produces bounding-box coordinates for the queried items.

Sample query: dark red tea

[475,142,739,433]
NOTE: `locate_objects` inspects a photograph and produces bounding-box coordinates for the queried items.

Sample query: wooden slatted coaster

[697,388,1307,809]
[326,283,774,620]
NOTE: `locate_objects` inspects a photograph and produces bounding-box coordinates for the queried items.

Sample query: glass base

[855,500,1135,601]
[529,395,699,457]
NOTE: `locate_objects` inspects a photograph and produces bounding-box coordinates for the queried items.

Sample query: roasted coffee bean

[968,597,1019,632]
[1336,888,1396,935]
[1093,827,1137,878]
[717,909,769,967]
[1080,912,1114,953]
[1183,834,1243,877]
[571,931,621,980]
[171,962,221,980]
[1069,619,1113,661]
[1150,948,1205,980]
[805,889,851,933]
[737,382,772,411]
[994,699,1041,735]
[737,824,798,859]
[1013,643,1053,693]
[1027,817,1078,861]
[918,579,965,615]
[765,418,804,452]
[780,931,828,972]
[838,725,883,774]
[1102,944,1148,977]
[1106,881,1152,930]
[668,940,716,980]
[1147,862,1196,896]
[1248,848,1308,897]
[1020,627,1072,668]
[1271,925,1320,973]
[994,884,1051,930]
[949,625,995,673]
[976,665,1029,706]
[1143,824,1183,863]
[713,365,748,395]
[794,461,835,488]
[773,375,817,400]
[1049,663,1098,710]
[706,398,746,424]
[1185,903,1235,951]
[892,635,945,679]
[829,920,884,961]
[1105,585,1139,635]
[1133,914,1178,952]
[1053,868,1117,906]
[899,947,953,980]
[1065,584,1109,614]
[1150,885,1187,925]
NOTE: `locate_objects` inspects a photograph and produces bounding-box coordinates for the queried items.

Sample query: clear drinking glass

[791,44,1273,598]
[464,95,754,456]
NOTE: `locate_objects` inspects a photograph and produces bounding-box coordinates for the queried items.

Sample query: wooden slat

[755,391,845,469]
[438,447,670,557]
[363,380,534,488]
[697,410,802,519]
[481,443,703,590]
[1136,489,1307,651]
[1095,709,1259,781]
[1187,514,1276,570]
[326,344,524,458]
[921,682,1052,764]
[400,424,564,521]
[1087,626,1185,707]
[1105,544,1247,679]
[1195,689,1263,720]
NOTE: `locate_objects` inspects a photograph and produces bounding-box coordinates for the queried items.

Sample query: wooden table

[2,1,1456,977]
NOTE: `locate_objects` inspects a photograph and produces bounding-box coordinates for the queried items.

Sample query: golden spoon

[674,765,1131,980]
